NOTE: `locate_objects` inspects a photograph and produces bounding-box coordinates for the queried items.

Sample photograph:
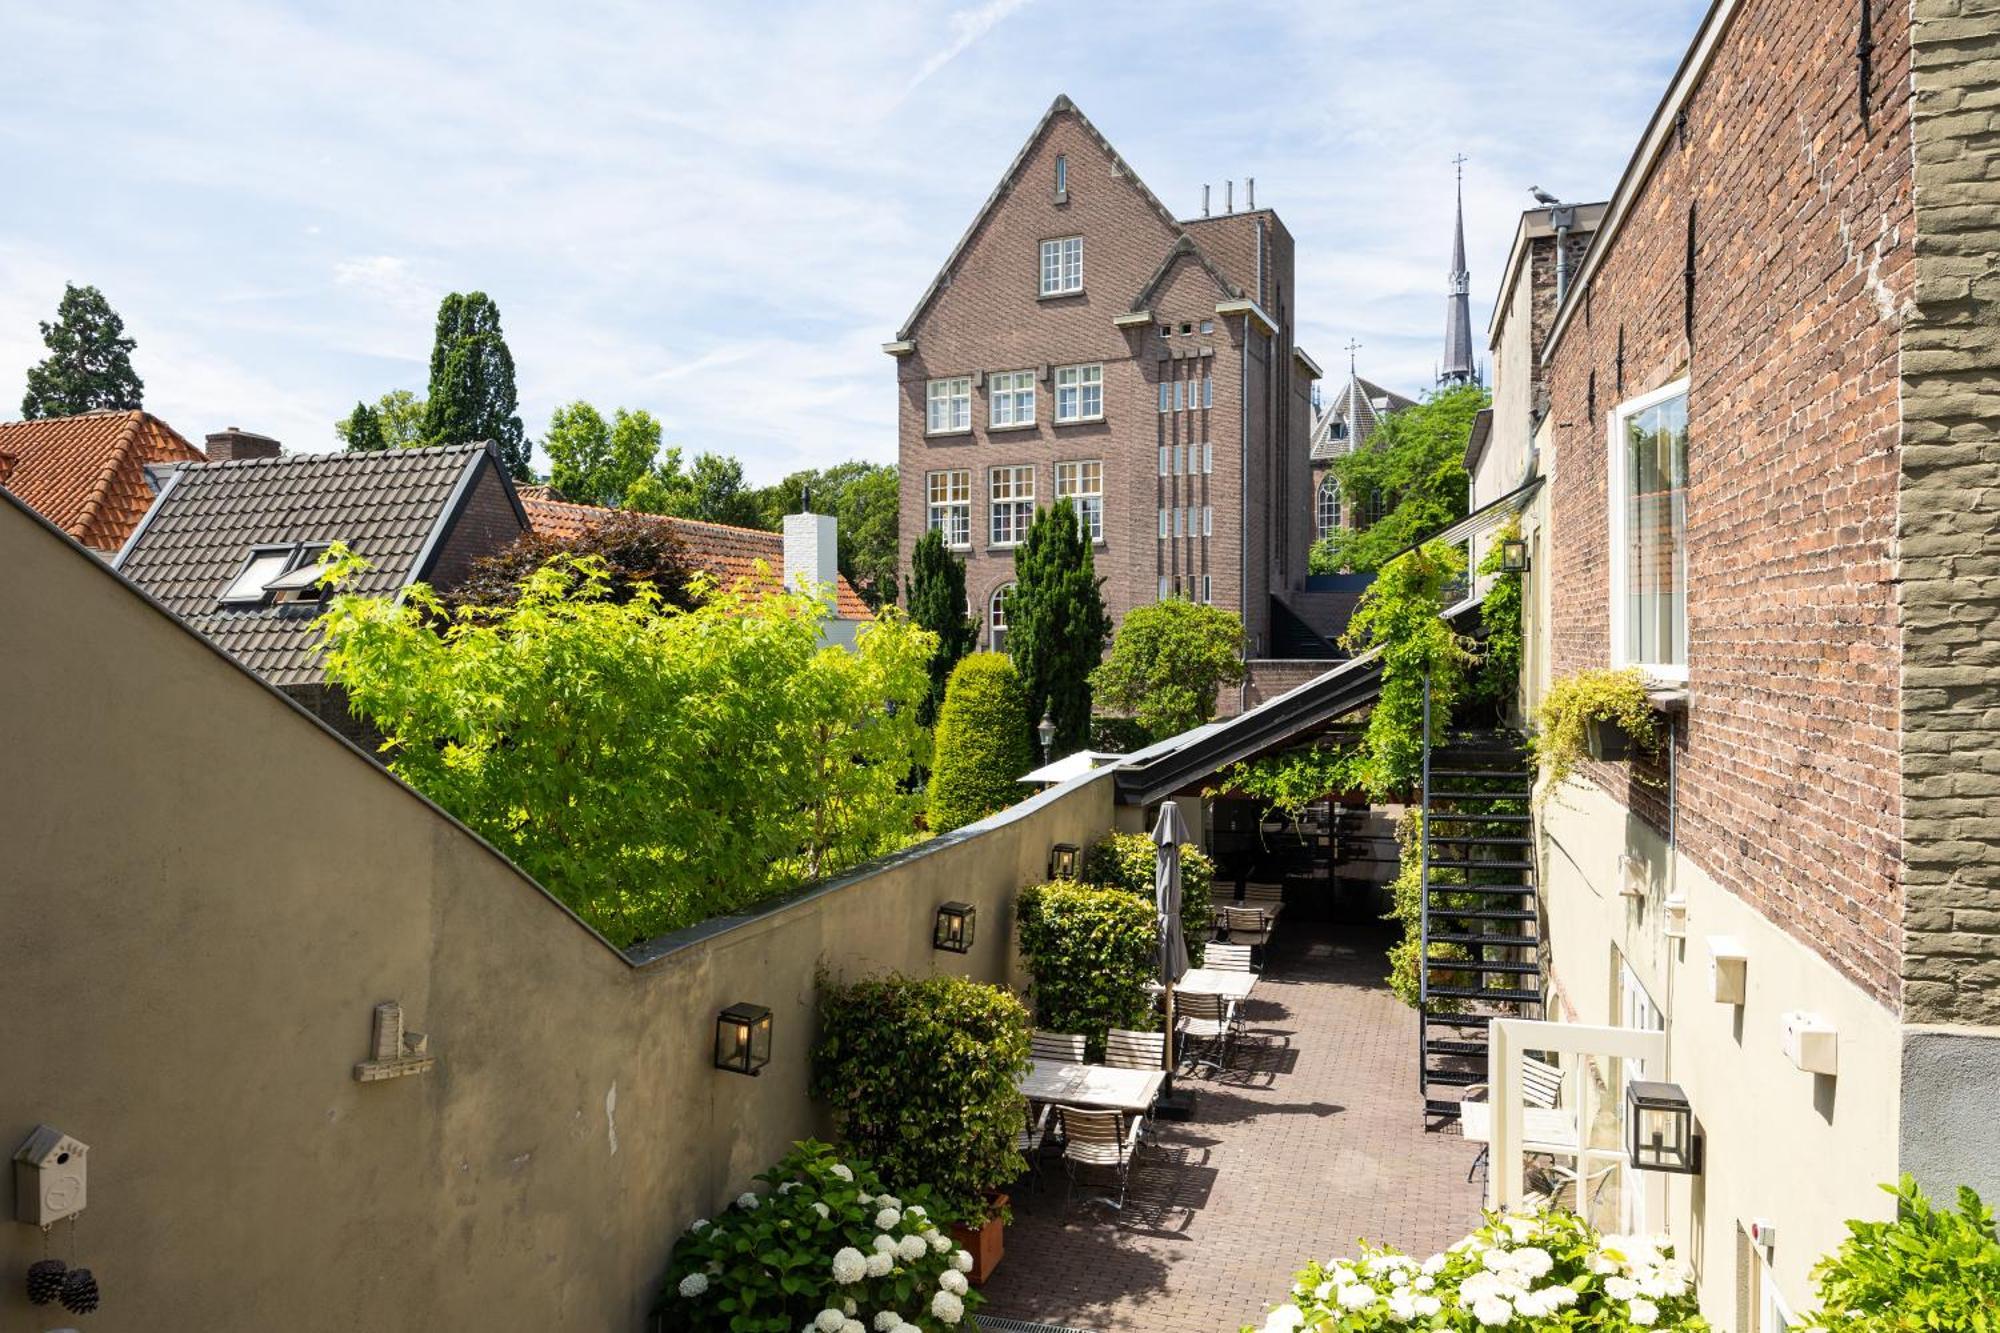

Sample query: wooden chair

[1103,1028,1166,1071]
[1056,1106,1145,1212]
[1204,943,1256,973]
[1464,1054,1566,1182]
[1031,1030,1086,1063]
[1175,990,1237,1075]
[1219,905,1273,957]
[1242,883,1285,911]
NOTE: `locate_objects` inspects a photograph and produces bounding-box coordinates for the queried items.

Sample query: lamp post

[1037,712,1056,764]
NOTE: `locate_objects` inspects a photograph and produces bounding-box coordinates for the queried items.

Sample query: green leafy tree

[337,389,427,451]
[926,653,1034,833]
[1808,1176,2000,1329]
[1091,599,1245,740]
[1309,382,1489,573]
[317,550,933,945]
[20,283,143,418]
[1006,497,1110,756]
[621,448,691,514]
[906,528,977,727]
[543,402,662,508]
[676,450,762,526]
[341,401,388,453]
[1016,881,1159,1060]
[1079,830,1213,968]
[422,291,528,478]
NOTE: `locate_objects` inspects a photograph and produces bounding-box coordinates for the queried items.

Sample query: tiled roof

[521,494,873,620]
[0,410,205,551]
[1310,376,1417,463]
[115,444,495,686]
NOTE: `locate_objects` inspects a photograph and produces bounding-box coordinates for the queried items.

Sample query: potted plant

[1533,667,1662,797]
[811,972,1031,1284]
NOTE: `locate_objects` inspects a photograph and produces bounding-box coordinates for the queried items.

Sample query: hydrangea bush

[1248,1206,1707,1331]
[660,1141,981,1333]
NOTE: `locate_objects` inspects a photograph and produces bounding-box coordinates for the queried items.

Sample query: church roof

[1310,374,1417,462]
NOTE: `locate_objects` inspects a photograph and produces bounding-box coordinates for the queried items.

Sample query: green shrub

[1089,714,1151,754]
[1533,667,1660,798]
[1469,517,1524,712]
[1017,881,1159,1060]
[1807,1176,2000,1329]
[811,973,1030,1223]
[659,1140,979,1332]
[1081,830,1213,968]
[926,653,1034,833]
[1089,598,1245,740]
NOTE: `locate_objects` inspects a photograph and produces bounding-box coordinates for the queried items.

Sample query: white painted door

[1617,960,1665,1233]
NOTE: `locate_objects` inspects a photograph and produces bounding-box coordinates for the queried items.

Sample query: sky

[0,1,1709,485]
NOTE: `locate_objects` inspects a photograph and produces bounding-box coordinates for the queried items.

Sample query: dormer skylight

[218,543,335,607]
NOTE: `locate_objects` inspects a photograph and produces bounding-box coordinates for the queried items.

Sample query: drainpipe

[1550,204,1577,305]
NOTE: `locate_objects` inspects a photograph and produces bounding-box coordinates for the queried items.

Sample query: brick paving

[980,922,1484,1333]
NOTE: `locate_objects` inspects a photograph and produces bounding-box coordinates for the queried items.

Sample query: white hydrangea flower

[1545,1285,1578,1308]
[1511,1247,1553,1280]
[1386,1290,1418,1323]
[1505,1217,1538,1243]
[815,1310,846,1333]
[872,1235,898,1254]
[1312,1281,1334,1301]
[1262,1303,1304,1333]
[1413,1295,1442,1318]
[939,1269,969,1296]
[678,1272,709,1298]
[1605,1276,1639,1301]
[896,1234,928,1263]
[927,1230,950,1254]
[841,1321,865,1333]
[1422,1254,1449,1275]
[876,1195,902,1211]
[873,1314,903,1331]
[905,1204,925,1219]
[1414,1275,1435,1291]
[842,1299,857,1316]
[830,1164,854,1182]
[952,1249,973,1273]
[1629,1298,1660,1327]
[737,1192,760,1211]
[875,1207,902,1231]
[778,1181,800,1194]
[831,1248,867,1285]
[857,1192,874,1206]
[1459,1272,1502,1303]
[864,1251,893,1278]
[1481,1248,1513,1272]
[1472,1294,1514,1326]
[1513,1289,1552,1318]
[1336,1284,1375,1311]
[930,1290,964,1325]
[690,1218,709,1232]
[812,1202,831,1220]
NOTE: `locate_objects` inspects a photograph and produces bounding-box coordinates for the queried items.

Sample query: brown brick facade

[1541,0,1913,1006]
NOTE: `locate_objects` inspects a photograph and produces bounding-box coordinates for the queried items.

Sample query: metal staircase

[1417,681,1544,1124]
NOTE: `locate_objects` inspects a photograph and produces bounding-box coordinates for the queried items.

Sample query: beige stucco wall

[0,494,1113,1331]
[1538,778,1900,1321]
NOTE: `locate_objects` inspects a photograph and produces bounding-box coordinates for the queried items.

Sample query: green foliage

[422,291,528,478]
[926,653,1034,832]
[1308,383,1488,574]
[317,550,932,945]
[1807,1176,2000,1330]
[543,401,663,508]
[21,283,143,418]
[677,451,764,527]
[1007,497,1111,755]
[1088,715,1151,754]
[341,401,388,453]
[1470,519,1524,712]
[1381,810,1481,1013]
[659,1140,980,1333]
[1533,667,1660,798]
[1246,1204,1706,1332]
[446,508,699,612]
[811,974,1031,1223]
[337,389,427,451]
[1016,881,1160,1060]
[754,462,902,610]
[1080,831,1212,969]
[1091,599,1246,741]
[906,529,977,729]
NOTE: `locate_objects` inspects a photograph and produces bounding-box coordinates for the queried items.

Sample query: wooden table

[1019,1059,1165,1115]
[1458,1102,1578,1152]
[1173,967,1258,1002]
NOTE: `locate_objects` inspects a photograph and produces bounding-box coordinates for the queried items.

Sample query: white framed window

[1174,380,1184,411]
[1174,506,1186,537]
[926,469,971,549]
[1053,154,1067,196]
[989,582,1015,654]
[1157,383,1172,414]
[926,377,971,434]
[1203,374,1213,409]
[1158,508,1170,539]
[1202,506,1213,537]
[1039,236,1083,296]
[989,369,1036,428]
[1200,319,1213,335]
[989,465,1035,546]
[1203,442,1214,473]
[1054,363,1103,422]
[1056,460,1103,543]
[1174,443,1185,475]
[1608,379,1689,678]
[1158,445,1170,476]
[1157,575,1173,601]
[1316,476,1341,537]
[1201,575,1212,603]
[1752,1249,1795,1333]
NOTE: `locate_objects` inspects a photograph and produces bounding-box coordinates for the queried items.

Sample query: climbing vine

[1468,519,1523,712]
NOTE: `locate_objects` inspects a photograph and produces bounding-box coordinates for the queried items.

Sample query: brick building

[887,96,1322,663]
[1485,0,2000,1323]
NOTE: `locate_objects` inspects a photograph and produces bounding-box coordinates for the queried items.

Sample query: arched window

[1316,476,1342,538]
[1363,487,1390,528]
[989,583,1015,654]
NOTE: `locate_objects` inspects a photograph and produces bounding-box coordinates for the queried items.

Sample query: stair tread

[1424,1099,1469,1120]
[1428,812,1531,823]
[1426,906,1538,921]
[1428,792,1533,802]
[1423,1039,1489,1057]
[1427,986,1545,1003]
[1420,1067,1486,1087]
[1426,883,1537,897]
[1425,931,1541,947]
[1431,769,1533,778]
[1428,835,1534,845]
[1429,859,1536,870]
[1425,956,1541,975]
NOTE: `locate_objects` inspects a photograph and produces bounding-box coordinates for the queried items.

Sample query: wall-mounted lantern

[715,1003,773,1076]
[1499,536,1530,573]
[934,901,976,953]
[1626,1080,1702,1175]
[1048,843,1081,881]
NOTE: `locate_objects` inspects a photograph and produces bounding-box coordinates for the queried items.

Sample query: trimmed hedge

[811,972,1030,1223]
[1017,881,1159,1060]
[1081,830,1213,968]
[926,653,1034,833]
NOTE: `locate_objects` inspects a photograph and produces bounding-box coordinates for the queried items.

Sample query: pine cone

[26,1258,67,1305]
[59,1266,100,1315]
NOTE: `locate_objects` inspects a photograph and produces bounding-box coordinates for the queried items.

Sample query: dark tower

[1440,154,1478,387]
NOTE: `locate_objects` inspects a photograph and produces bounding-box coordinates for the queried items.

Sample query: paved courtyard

[981,922,1484,1333]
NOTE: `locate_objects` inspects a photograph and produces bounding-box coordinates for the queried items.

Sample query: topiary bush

[926,653,1035,833]
[658,1139,980,1333]
[1017,881,1159,1060]
[811,973,1030,1223]
[1807,1176,2000,1329]
[1081,830,1213,968]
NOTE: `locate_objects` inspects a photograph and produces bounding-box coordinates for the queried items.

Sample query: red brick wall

[1541,0,1912,1005]
[426,459,529,593]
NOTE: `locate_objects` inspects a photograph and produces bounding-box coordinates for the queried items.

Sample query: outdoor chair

[1056,1106,1145,1212]
[1031,1030,1086,1063]
[1242,883,1285,910]
[1103,1027,1167,1133]
[1219,905,1273,959]
[1464,1053,1566,1183]
[1204,943,1256,974]
[1174,990,1238,1076]
[1015,1103,1055,1190]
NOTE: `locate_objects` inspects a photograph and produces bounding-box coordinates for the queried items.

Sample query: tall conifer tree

[906,528,977,727]
[21,283,144,418]
[1006,497,1110,756]
[422,292,528,478]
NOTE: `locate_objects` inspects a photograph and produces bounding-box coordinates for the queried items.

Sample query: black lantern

[715,1003,773,1076]
[1626,1080,1701,1174]
[1500,536,1530,573]
[1048,843,1081,881]
[1037,712,1057,763]
[933,901,976,953]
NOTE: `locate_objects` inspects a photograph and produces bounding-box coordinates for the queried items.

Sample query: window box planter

[1586,715,1635,762]
[948,1191,1008,1285]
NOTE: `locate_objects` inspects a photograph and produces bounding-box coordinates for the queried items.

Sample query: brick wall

[426,457,528,592]
[1898,0,2000,1025]
[1541,0,1912,1006]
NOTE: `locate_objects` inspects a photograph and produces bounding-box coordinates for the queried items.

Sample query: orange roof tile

[0,410,204,552]
[521,494,873,620]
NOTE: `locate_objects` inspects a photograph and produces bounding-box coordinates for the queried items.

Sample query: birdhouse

[14,1125,87,1227]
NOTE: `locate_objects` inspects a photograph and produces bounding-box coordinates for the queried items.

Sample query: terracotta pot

[948,1192,1008,1286]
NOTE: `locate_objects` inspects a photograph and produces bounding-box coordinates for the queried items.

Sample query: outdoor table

[1019,1058,1165,1116]
[1457,1101,1578,1153]
[1173,967,1258,1002]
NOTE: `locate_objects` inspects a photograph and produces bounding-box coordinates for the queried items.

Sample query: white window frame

[1201,575,1212,603]
[1157,575,1173,601]
[926,469,971,550]
[1157,383,1171,414]
[1158,508,1170,539]
[1056,460,1103,544]
[1054,363,1103,423]
[1158,445,1170,476]
[1753,1249,1796,1333]
[1317,476,1341,537]
[988,582,1015,653]
[1607,377,1691,681]
[1203,375,1213,409]
[1202,506,1213,537]
[926,376,971,435]
[988,369,1036,429]
[1174,443,1185,475]
[1174,380,1184,411]
[1174,506,1186,538]
[1039,236,1083,296]
[988,465,1035,547]
[1203,442,1214,474]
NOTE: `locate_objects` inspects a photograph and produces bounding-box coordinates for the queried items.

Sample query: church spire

[1440,154,1478,387]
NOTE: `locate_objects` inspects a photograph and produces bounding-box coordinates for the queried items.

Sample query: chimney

[1202,184,1211,217]
[204,427,282,462]
[1247,177,1255,209]
[1225,180,1234,214]
[782,511,840,615]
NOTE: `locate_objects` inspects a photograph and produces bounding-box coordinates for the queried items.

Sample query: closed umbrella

[1153,802,1191,1078]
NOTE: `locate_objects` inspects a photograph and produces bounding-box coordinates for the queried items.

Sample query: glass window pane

[1624,394,1688,666]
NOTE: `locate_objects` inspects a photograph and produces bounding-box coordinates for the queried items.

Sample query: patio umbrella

[1153,801,1191,1075]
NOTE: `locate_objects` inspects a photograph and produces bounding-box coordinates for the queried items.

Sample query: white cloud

[904,0,1035,97]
